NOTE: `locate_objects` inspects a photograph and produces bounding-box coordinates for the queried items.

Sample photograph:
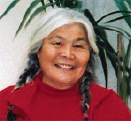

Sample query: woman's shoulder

[90,83,131,120]
[0,85,15,120]
[0,85,15,97]
[0,80,38,103]
[90,83,114,104]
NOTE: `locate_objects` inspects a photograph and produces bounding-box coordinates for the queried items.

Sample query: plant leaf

[94,26,108,42]
[113,0,131,28]
[24,2,56,29]
[0,0,20,19]
[15,0,41,35]
[124,40,131,66]
[76,1,82,10]
[105,15,131,24]
[49,0,53,3]
[129,63,131,98]
[99,40,117,76]
[41,0,45,6]
[63,0,78,8]
[123,0,131,10]
[112,0,129,14]
[97,41,108,88]
[97,10,131,23]
[54,0,61,7]
[97,25,131,39]
[124,40,131,96]
[84,9,97,26]
[48,0,55,7]
[106,50,118,76]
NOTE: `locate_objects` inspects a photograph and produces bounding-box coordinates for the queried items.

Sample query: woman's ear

[37,48,41,58]
[37,38,45,58]
[37,43,43,59]
[37,52,39,58]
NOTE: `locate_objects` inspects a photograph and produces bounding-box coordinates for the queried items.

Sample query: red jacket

[0,73,131,121]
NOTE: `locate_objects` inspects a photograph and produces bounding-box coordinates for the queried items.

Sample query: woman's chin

[46,78,78,90]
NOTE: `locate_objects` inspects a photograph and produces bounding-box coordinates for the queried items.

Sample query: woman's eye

[53,42,62,46]
[74,45,83,48]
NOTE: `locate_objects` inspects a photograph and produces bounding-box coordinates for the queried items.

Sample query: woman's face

[38,23,90,89]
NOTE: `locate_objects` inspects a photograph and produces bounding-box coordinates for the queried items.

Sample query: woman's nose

[60,46,75,60]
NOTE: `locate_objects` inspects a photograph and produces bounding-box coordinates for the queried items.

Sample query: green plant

[112,0,131,105]
[0,0,131,105]
[84,7,131,104]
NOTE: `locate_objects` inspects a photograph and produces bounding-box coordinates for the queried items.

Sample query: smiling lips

[55,64,75,69]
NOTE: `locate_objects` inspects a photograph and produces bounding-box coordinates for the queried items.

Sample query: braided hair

[79,51,95,121]
[7,53,40,121]
[15,53,40,89]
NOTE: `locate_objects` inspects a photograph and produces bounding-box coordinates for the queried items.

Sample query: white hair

[30,8,99,54]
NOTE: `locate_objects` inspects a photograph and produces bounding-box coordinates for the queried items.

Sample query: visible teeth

[59,64,73,69]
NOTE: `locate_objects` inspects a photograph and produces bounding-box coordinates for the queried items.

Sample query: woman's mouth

[55,64,75,69]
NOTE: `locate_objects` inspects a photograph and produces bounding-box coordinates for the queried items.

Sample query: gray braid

[79,51,95,121]
[15,53,40,89]
[7,53,40,120]
[7,104,16,121]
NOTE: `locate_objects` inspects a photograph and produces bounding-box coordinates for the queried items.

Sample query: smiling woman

[38,23,90,90]
[0,8,130,121]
